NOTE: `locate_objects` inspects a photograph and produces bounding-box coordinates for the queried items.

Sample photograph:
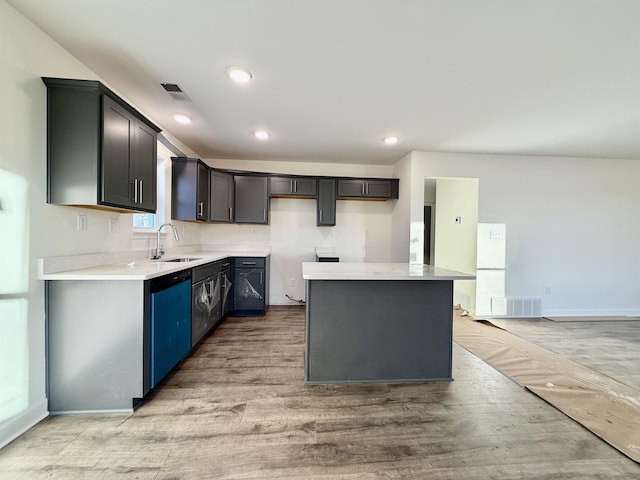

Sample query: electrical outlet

[455,216,462,224]
[545,286,551,295]
[76,215,87,232]
[289,278,296,288]
[108,218,120,233]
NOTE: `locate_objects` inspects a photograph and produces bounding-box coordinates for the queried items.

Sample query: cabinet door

[269,177,295,196]
[364,180,391,198]
[234,176,269,224]
[221,263,233,316]
[317,179,336,226]
[270,177,316,196]
[131,121,157,212]
[210,170,234,222]
[293,177,317,196]
[336,179,365,198]
[196,162,210,221]
[234,268,265,310]
[101,95,133,208]
[337,179,394,198]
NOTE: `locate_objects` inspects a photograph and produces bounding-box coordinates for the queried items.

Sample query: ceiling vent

[161,83,191,101]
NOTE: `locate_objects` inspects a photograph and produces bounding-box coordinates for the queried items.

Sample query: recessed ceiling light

[254,130,269,140]
[383,136,399,145]
[173,114,192,125]
[227,66,253,84]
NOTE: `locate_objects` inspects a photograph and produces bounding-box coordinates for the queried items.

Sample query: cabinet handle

[319,209,323,222]
[259,270,263,285]
[139,180,143,204]
[229,207,232,220]
[294,180,297,193]
[365,182,369,195]
[133,179,139,203]
[290,180,293,193]
[242,261,256,266]
[198,201,204,217]
[263,209,266,221]
[362,183,365,195]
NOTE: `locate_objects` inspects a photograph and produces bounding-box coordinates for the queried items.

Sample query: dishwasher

[192,261,222,346]
[149,269,191,388]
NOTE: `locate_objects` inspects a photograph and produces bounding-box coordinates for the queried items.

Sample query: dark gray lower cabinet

[305,279,453,383]
[317,179,336,226]
[221,260,233,316]
[234,176,269,224]
[233,257,269,314]
[191,262,222,346]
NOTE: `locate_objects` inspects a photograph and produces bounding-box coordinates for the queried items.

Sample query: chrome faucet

[152,223,180,259]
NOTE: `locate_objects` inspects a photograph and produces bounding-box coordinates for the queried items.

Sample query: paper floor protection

[453,311,640,464]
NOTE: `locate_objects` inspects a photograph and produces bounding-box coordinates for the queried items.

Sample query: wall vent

[491,296,542,318]
[161,83,191,101]
[454,290,471,311]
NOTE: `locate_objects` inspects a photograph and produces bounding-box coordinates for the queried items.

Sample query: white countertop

[39,249,271,281]
[302,262,475,281]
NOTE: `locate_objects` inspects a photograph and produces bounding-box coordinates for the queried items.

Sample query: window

[132,155,166,230]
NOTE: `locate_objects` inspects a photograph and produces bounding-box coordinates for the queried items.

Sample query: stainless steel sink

[160,257,203,263]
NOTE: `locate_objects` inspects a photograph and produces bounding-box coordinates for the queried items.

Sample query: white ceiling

[8,0,640,165]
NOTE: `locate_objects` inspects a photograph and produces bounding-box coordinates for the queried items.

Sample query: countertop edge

[39,251,271,281]
[302,262,475,281]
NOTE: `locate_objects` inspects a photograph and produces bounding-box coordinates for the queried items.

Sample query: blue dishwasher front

[150,271,192,388]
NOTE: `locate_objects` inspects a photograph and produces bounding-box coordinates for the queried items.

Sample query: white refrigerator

[475,223,506,317]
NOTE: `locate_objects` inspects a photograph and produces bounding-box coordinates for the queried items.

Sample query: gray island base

[302,263,475,384]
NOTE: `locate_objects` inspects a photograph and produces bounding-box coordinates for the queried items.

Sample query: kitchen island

[302,262,475,384]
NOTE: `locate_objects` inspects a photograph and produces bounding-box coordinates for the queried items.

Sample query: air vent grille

[161,83,191,101]
[161,83,183,93]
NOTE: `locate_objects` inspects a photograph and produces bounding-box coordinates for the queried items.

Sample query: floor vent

[491,296,542,318]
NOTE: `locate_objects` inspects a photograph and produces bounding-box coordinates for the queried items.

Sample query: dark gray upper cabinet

[209,170,234,222]
[337,179,399,199]
[234,176,269,224]
[317,179,336,226]
[43,77,160,213]
[171,157,210,221]
[270,176,317,197]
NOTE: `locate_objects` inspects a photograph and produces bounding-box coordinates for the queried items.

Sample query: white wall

[404,151,640,316]
[202,159,396,304]
[390,152,413,262]
[0,0,199,447]
[432,178,478,311]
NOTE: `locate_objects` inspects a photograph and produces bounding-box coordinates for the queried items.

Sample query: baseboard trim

[543,308,640,317]
[0,399,48,449]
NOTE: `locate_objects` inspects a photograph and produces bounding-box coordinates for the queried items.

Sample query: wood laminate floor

[1,306,638,479]
[487,317,640,389]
